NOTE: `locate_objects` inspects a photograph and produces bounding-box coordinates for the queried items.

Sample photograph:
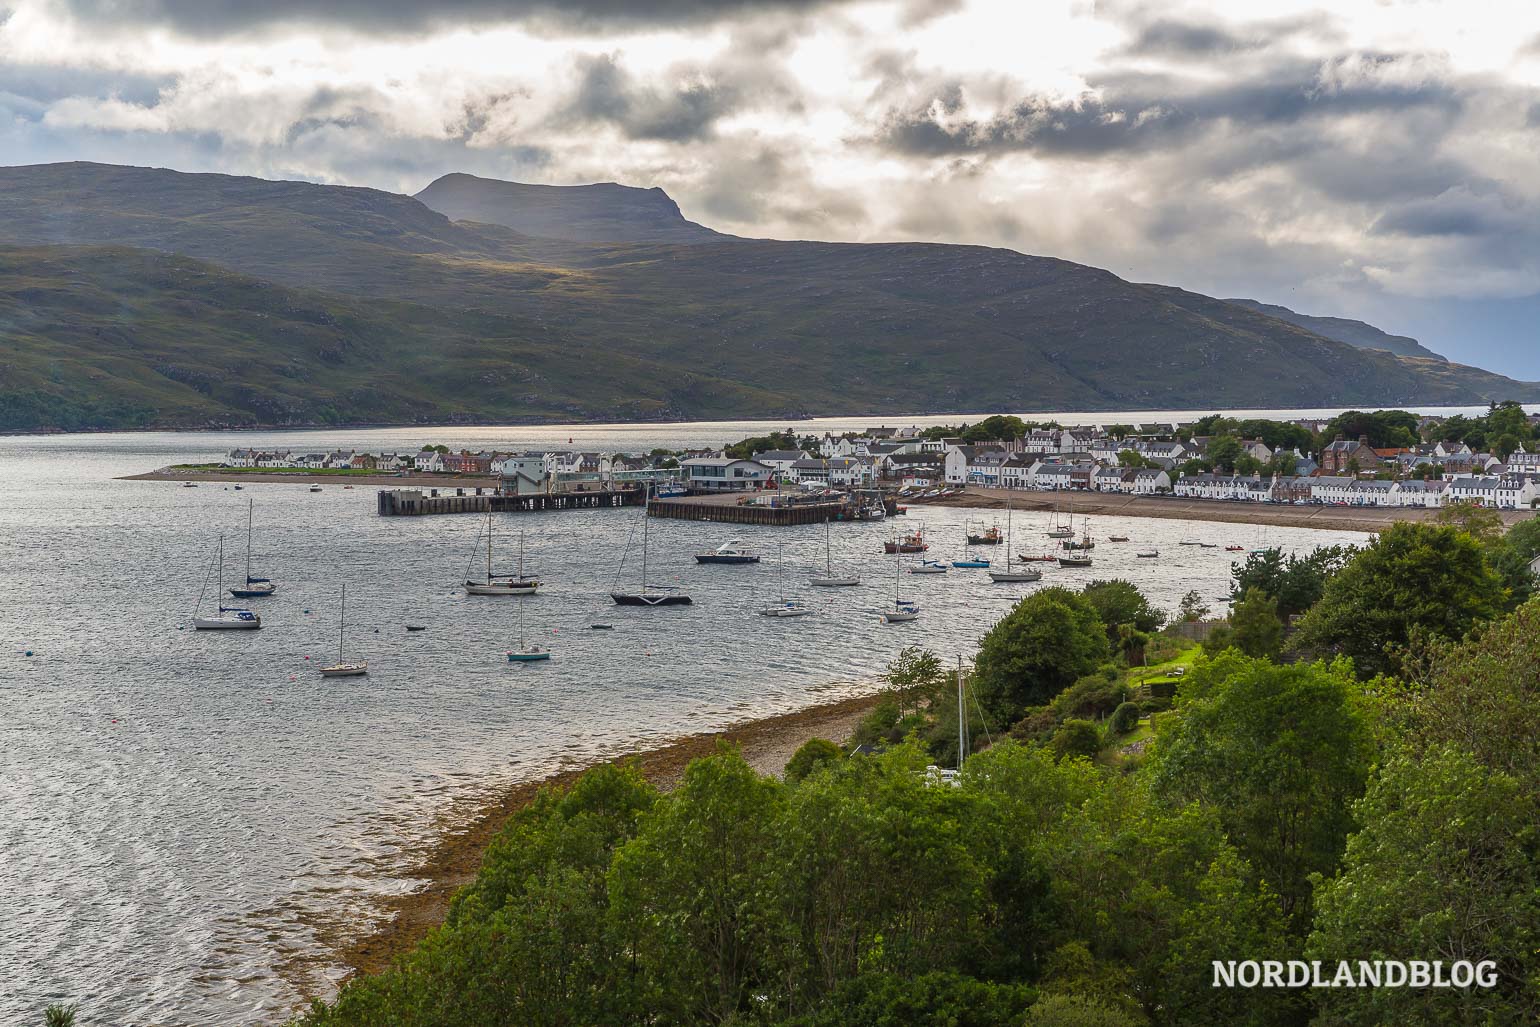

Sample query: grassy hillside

[0,162,1535,431]
[1223,297,1444,360]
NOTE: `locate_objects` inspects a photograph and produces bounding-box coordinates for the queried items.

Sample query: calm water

[0,419,1378,1025]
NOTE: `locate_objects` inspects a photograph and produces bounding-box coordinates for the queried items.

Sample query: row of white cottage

[1174,473,1540,509]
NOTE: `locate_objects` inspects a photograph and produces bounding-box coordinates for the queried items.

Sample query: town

[222,406,1540,511]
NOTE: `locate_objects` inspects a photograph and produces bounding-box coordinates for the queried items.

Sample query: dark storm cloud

[874,57,1461,157]
[52,0,846,35]
[559,53,736,141]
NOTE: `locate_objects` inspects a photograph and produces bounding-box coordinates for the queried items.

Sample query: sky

[1,0,1538,377]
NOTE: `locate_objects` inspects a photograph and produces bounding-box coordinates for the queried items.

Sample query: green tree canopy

[1150,655,1376,924]
[1229,545,1354,619]
[1289,522,1505,678]
[1227,587,1283,659]
[1321,409,1419,449]
[1081,580,1165,646]
[974,587,1107,721]
[1308,747,1540,1026]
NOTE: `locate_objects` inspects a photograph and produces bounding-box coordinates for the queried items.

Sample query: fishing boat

[464,510,540,595]
[880,550,920,622]
[507,594,551,661]
[809,518,860,587]
[229,497,277,598]
[320,585,368,676]
[965,520,1002,545]
[883,528,927,553]
[695,540,760,564]
[1136,548,1160,558]
[1016,552,1058,562]
[1058,552,1093,568]
[1225,545,1246,552]
[309,484,322,493]
[612,485,692,606]
[1107,534,1130,543]
[760,543,813,617]
[191,536,262,630]
[990,500,1043,583]
[181,481,197,488]
[654,483,689,498]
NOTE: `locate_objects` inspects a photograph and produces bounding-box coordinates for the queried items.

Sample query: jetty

[377,486,643,516]
[647,490,898,526]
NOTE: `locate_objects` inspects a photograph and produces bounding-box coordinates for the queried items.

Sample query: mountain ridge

[0,161,1534,432]
[1223,297,1444,361]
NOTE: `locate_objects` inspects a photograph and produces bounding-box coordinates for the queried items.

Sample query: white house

[1347,479,1394,506]
[1000,455,1036,490]
[752,449,810,479]
[1391,478,1447,508]
[1031,462,1075,490]
[1093,467,1131,492]
[1131,469,1171,495]
[224,448,258,468]
[681,457,772,491]
[414,450,444,473]
[1310,476,1356,504]
[1447,476,1500,506]
[1496,474,1539,509]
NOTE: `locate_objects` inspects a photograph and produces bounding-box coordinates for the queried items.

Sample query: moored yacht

[695,540,761,564]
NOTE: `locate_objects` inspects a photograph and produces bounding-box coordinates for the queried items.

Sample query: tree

[786,972,1037,1027]
[1487,518,1540,604]
[1178,590,1210,622]
[1116,449,1152,469]
[785,738,843,784]
[1227,587,1283,659]
[1051,719,1102,761]
[1108,702,1141,735]
[1289,522,1505,678]
[1117,625,1151,667]
[1233,454,1263,476]
[1106,423,1134,440]
[973,587,1107,721]
[1206,435,1243,472]
[1150,655,1376,924]
[1024,994,1142,1027]
[1177,457,1211,476]
[1229,545,1353,619]
[608,749,784,1025]
[1081,580,1165,647]
[883,646,946,717]
[1308,747,1540,1026]
[1436,500,1504,542]
[1322,409,1419,449]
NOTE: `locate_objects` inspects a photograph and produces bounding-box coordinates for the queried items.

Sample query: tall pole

[339,584,346,662]
[641,483,650,589]
[245,498,253,583]
[957,655,966,771]
[486,509,493,583]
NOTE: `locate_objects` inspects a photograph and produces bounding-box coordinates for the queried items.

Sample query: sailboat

[1046,501,1074,538]
[761,542,813,617]
[229,497,277,598]
[989,499,1043,583]
[1059,518,1095,567]
[809,517,859,587]
[192,536,262,629]
[507,594,551,661]
[464,510,539,595]
[612,484,692,606]
[952,525,991,568]
[880,548,920,623]
[319,584,368,676]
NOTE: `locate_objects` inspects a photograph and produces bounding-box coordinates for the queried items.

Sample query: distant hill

[415,173,724,244]
[1224,298,1444,360]
[0,161,1534,432]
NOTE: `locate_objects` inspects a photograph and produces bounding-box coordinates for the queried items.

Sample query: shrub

[1050,674,1127,720]
[45,1006,77,1027]
[1051,719,1102,761]
[1009,707,1058,743]
[1025,993,1143,1027]
[785,738,843,784]
[1108,702,1141,735]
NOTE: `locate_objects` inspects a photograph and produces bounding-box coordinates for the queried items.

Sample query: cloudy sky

[2,0,1539,376]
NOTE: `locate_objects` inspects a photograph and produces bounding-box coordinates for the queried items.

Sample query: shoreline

[120,467,494,487]
[307,690,884,990]
[910,486,1535,533]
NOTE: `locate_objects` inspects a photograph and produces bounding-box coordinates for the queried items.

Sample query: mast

[957,654,966,771]
[217,535,224,607]
[338,584,346,662]
[486,508,493,583]
[245,498,253,583]
[641,483,650,589]
[825,517,833,575]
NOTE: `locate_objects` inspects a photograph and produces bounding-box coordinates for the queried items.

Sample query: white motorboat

[1137,548,1160,558]
[319,584,368,677]
[465,510,540,595]
[908,559,949,574]
[191,536,262,630]
[809,518,860,587]
[309,484,322,493]
[695,540,760,564]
